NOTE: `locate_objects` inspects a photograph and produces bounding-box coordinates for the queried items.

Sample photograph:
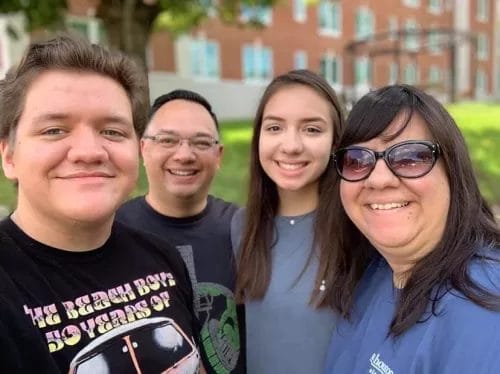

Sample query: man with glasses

[117,90,243,374]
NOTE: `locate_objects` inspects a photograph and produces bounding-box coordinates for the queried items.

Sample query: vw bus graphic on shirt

[68,317,199,373]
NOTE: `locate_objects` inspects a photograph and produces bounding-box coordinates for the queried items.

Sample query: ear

[215,144,224,170]
[0,140,17,181]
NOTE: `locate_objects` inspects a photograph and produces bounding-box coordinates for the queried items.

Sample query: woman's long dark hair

[235,70,345,308]
[330,84,500,335]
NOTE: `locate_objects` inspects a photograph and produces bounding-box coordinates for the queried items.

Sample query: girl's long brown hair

[235,70,345,308]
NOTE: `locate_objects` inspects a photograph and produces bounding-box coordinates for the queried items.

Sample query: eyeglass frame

[142,133,220,152]
[333,140,441,182]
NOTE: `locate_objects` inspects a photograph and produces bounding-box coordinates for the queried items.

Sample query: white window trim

[476,0,489,22]
[242,43,273,83]
[405,19,420,51]
[428,0,443,14]
[477,33,489,61]
[355,7,375,40]
[293,0,307,23]
[240,5,273,26]
[191,38,220,81]
[355,56,371,87]
[404,63,419,84]
[428,65,441,83]
[321,54,342,86]
[318,1,342,38]
[427,27,442,55]
[402,0,420,8]
[294,50,308,69]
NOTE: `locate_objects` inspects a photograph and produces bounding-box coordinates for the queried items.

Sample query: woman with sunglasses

[231,70,344,373]
[325,84,500,373]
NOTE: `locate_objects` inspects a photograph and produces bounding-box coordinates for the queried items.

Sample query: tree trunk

[97,0,160,70]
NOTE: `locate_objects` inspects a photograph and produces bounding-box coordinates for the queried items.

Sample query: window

[428,0,442,13]
[66,16,105,44]
[355,8,375,40]
[477,33,489,60]
[389,62,398,84]
[476,0,488,21]
[388,16,398,41]
[294,50,308,69]
[355,57,371,85]
[427,28,442,54]
[404,63,418,84]
[476,69,487,95]
[404,19,419,51]
[403,0,420,8]
[190,39,220,79]
[294,0,307,23]
[428,65,441,84]
[320,55,341,84]
[242,44,273,80]
[241,5,272,25]
[318,0,341,35]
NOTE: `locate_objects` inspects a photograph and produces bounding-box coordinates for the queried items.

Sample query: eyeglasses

[333,140,441,182]
[142,133,219,152]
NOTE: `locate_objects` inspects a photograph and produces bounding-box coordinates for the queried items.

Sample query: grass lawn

[0,103,499,210]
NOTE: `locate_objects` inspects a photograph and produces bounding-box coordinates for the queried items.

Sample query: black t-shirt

[117,195,245,374]
[0,218,200,373]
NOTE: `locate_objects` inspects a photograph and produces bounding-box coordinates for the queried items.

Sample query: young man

[116,90,243,374]
[0,36,201,373]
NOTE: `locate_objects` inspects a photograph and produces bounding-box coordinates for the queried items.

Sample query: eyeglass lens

[336,142,437,181]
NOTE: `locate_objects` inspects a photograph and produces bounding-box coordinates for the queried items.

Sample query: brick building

[146,0,497,103]
[1,0,499,117]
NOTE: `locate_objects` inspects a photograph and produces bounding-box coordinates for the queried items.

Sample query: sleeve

[230,207,245,257]
[436,312,500,374]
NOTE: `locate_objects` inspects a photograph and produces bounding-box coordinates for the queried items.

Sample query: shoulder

[207,195,239,220]
[230,207,246,253]
[115,196,147,221]
[230,207,246,234]
[468,247,500,293]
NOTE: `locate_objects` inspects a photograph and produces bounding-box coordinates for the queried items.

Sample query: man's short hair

[150,89,219,131]
[0,34,149,141]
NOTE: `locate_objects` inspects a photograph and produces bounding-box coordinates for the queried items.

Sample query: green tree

[0,0,279,67]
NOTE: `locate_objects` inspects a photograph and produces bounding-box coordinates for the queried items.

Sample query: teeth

[370,202,409,210]
[278,162,305,170]
[169,170,196,176]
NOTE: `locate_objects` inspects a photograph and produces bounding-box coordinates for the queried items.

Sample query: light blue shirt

[232,209,335,374]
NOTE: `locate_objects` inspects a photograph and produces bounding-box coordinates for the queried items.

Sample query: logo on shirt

[369,353,394,374]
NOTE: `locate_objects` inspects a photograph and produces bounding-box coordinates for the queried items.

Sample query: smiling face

[339,111,450,274]
[141,99,222,211]
[0,70,139,230]
[258,85,334,206]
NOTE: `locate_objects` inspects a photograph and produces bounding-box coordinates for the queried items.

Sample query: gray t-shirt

[231,208,335,374]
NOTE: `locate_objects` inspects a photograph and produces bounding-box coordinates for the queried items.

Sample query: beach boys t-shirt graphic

[22,271,200,373]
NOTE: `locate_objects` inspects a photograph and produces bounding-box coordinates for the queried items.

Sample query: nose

[66,127,109,164]
[280,129,304,154]
[363,158,400,189]
[172,140,196,162]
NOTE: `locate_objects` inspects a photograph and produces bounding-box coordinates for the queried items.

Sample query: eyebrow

[262,115,328,124]
[154,129,216,137]
[33,113,133,128]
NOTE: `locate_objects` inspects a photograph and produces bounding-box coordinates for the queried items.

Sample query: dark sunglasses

[333,140,441,182]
